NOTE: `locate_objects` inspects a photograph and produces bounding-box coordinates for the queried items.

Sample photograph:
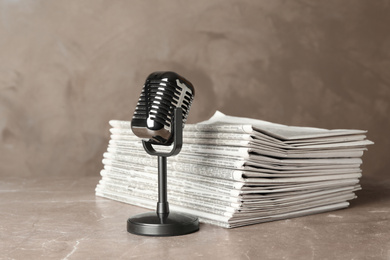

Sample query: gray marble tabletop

[1,176,389,260]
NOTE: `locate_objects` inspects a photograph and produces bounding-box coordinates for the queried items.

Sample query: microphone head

[131,71,195,145]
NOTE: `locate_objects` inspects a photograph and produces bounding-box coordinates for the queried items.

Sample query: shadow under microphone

[127,71,199,236]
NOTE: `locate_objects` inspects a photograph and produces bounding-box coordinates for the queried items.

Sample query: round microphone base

[127,211,199,236]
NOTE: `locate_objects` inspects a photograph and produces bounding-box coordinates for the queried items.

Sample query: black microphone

[131,71,195,145]
[127,71,199,237]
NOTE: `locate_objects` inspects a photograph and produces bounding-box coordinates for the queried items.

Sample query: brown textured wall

[0,0,389,179]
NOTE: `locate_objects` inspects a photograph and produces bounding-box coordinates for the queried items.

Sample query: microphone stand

[127,108,199,236]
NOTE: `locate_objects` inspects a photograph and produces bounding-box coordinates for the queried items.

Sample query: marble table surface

[1,176,389,260]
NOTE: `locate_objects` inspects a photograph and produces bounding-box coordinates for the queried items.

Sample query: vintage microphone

[127,71,199,236]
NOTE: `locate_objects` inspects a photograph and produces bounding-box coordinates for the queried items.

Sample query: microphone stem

[157,155,169,216]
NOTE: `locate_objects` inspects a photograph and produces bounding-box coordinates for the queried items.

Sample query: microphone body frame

[127,107,199,236]
[142,107,183,157]
[142,108,183,217]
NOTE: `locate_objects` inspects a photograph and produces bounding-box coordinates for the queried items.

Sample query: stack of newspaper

[95,111,373,228]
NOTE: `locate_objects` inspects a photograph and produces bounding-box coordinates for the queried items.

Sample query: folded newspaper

[95,111,373,228]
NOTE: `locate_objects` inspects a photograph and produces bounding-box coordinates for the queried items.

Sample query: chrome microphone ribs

[131,71,195,145]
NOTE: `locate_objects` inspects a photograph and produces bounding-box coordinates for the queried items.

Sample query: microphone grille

[131,71,194,144]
